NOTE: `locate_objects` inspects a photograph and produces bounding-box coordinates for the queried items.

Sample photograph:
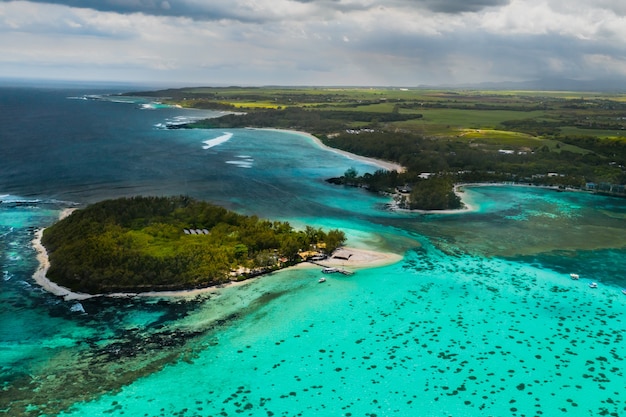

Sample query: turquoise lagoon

[1,87,625,416]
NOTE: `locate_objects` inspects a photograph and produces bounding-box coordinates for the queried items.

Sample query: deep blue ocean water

[1,85,625,416]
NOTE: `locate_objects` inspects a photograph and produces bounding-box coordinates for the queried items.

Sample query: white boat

[589,282,598,288]
[322,267,339,274]
[570,273,579,280]
[621,289,626,295]
[318,277,326,283]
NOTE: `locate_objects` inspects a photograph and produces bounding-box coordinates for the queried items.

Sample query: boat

[318,277,326,283]
[621,289,626,295]
[570,273,579,280]
[589,282,598,288]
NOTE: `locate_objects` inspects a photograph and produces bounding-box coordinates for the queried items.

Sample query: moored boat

[318,277,326,283]
[589,282,598,289]
[570,273,579,280]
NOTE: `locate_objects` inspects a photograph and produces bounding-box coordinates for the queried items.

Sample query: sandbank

[254,128,406,173]
[317,247,403,269]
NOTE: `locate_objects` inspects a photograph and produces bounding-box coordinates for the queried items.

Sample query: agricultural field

[127,86,626,206]
[133,86,626,141]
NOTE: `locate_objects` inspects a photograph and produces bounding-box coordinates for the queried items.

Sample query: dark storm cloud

[5,0,261,22]
[414,0,511,14]
[9,0,512,22]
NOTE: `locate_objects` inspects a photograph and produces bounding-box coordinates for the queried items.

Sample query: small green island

[41,196,345,294]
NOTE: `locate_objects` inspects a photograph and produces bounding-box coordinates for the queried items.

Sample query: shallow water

[1,86,625,416]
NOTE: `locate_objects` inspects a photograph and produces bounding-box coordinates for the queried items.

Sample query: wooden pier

[308,261,354,276]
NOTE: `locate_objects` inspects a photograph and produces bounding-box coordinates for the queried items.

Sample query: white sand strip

[255,128,406,173]
[32,228,96,301]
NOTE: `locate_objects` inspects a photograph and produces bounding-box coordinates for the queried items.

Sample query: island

[40,196,347,294]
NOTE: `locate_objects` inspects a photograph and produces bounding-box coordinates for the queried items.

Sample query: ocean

[1,85,625,417]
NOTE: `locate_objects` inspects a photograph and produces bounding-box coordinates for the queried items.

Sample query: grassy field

[138,86,626,191]
[559,126,626,139]
[146,86,626,145]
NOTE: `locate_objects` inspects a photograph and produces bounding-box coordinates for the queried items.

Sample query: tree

[344,167,359,180]
[42,196,346,292]
[325,229,347,254]
[409,177,462,210]
[280,236,301,262]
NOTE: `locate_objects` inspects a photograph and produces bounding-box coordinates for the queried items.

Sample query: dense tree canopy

[42,196,345,293]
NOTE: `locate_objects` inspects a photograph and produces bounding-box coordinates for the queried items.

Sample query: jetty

[306,261,354,275]
[322,266,354,276]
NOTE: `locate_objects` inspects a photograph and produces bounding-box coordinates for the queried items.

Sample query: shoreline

[32,208,93,301]
[254,128,406,174]
[388,182,589,215]
[33,228,96,301]
[386,184,479,215]
[32,210,403,300]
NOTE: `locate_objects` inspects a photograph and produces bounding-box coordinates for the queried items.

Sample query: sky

[1,0,626,87]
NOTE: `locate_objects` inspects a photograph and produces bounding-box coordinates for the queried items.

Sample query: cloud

[7,0,317,23]
[9,0,513,23]
[415,0,511,14]
[1,0,626,86]
[0,2,140,38]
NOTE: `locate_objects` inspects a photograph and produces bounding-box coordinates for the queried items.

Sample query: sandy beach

[31,208,94,301]
[256,128,406,173]
[136,246,403,297]
[317,247,403,269]
[32,228,95,301]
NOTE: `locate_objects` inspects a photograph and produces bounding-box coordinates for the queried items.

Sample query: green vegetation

[42,196,345,294]
[178,107,421,134]
[407,177,462,211]
[125,87,626,209]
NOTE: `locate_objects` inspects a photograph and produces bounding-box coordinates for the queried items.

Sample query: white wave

[225,154,254,168]
[107,98,139,104]
[225,160,253,168]
[70,302,86,313]
[47,198,81,207]
[164,115,200,127]
[0,196,41,205]
[202,132,233,149]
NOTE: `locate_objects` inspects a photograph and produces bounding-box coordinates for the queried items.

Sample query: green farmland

[127,86,626,209]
